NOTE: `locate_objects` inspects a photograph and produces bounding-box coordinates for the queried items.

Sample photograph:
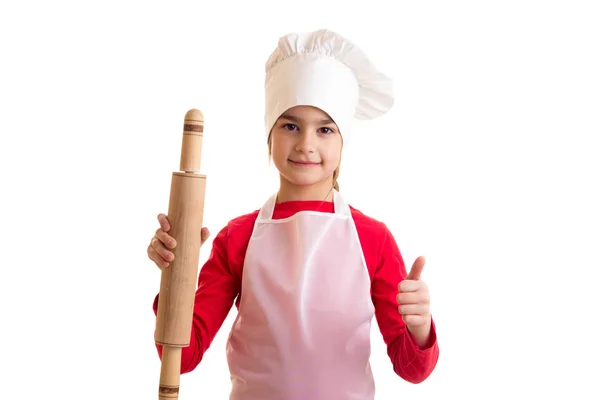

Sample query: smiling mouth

[289,160,321,166]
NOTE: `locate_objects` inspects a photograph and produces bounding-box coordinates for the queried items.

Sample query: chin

[285,175,322,186]
[275,160,334,187]
[281,171,332,187]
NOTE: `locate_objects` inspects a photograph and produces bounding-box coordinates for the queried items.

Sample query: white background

[1,1,599,399]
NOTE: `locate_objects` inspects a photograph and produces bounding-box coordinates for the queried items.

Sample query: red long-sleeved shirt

[153,200,439,384]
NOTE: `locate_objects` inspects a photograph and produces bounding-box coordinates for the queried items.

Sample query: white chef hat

[264,29,394,145]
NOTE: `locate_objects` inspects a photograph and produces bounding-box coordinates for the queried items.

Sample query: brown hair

[267,132,341,191]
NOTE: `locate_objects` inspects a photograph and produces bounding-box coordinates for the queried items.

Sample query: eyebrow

[279,114,335,125]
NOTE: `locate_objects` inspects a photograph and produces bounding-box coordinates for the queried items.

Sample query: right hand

[147,213,211,269]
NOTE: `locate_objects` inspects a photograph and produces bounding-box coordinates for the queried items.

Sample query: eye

[319,127,334,134]
[283,123,298,131]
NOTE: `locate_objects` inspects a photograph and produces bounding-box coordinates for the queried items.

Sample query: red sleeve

[371,224,439,384]
[152,223,240,374]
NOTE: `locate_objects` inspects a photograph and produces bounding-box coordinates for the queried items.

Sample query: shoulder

[348,205,400,275]
[207,209,260,273]
[349,205,392,238]
[226,209,260,230]
[349,205,407,280]
[215,209,260,249]
[214,209,259,245]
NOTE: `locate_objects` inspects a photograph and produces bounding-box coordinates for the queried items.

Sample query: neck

[276,176,335,203]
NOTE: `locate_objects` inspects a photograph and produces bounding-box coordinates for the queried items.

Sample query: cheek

[323,143,342,167]
[270,139,289,164]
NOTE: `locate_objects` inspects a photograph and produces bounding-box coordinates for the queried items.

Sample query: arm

[152,224,239,374]
[372,225,439,384]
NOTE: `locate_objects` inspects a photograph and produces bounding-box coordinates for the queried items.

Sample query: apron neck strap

[258,192,278,220]
[333,189,351,217]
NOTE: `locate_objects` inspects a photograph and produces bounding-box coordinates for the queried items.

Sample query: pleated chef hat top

[264,29,395,144]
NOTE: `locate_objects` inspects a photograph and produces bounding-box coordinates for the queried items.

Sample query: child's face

[270,105,342,189]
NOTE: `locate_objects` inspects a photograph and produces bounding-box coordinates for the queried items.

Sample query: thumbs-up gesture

[397,256,432,345]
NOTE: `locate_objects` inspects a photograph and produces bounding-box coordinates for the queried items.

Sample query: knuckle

[168,237,176,248]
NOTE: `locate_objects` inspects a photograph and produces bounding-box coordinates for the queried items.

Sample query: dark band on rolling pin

[159,385,180,394]
[183,123,203,133]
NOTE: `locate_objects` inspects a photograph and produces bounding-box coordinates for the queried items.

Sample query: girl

[147,29,439,399]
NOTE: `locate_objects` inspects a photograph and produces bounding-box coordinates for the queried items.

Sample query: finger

[157,213,171,232]
[396,291,422,305]
[151,237,175,263]
[147,245,170,269]
[398,289,430,305]
[200,227,210,245]
[406,256,425,281]
[155,228,176,249]
[398,303,429,316]
[398,279,426,293]
[402,314,428,327]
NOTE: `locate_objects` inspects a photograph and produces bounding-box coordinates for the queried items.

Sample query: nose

[295,130,315,154]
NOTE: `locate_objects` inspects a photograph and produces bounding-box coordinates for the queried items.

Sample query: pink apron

[225,190,376,399]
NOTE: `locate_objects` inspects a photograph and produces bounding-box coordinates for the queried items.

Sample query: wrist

[407,316,432,348]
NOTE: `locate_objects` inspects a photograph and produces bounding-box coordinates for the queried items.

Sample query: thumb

[406,256,425,280]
